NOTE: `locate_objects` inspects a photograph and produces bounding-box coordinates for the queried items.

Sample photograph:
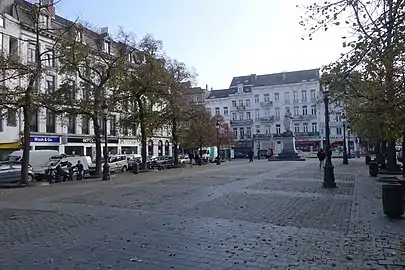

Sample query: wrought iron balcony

[252,133,273,139]
[231,105,251,111]
[256,116,274,124]
[292,114,317,121]
[260,101,273,107]
[295,131,320,137]
[230,119,254,126]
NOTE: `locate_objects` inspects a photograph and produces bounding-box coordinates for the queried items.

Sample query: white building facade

[205,69,358,155]
[0,0,172,159]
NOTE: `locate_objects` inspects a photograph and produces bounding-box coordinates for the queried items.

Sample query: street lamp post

[341,113,349,165]
[256,129,261,160]
[215,121,221,165]
[102,101,110,181]
[322,83,336,188]
[347,126,352,159]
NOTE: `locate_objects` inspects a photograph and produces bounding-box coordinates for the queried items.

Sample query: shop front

[30,135,61,151]
[119,138,139,155]
[65,136,119,159]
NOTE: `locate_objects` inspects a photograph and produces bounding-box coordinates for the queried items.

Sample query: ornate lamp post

[347,125,352,159]
[322,83,336,188]
[257,129,261,159]
[215,121,221,165]
[341,113,349,165]
[102,101,110,181]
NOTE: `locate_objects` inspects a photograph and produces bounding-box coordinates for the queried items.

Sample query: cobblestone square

[0,159,404,269]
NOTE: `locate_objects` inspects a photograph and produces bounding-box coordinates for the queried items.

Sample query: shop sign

[119,139,138,145]
[30,136,60,143]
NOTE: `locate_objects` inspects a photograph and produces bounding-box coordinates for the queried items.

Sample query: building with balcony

[0,0,172,159]
[186,85,210,105]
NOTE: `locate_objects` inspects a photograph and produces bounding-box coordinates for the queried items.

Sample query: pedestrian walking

[268,148,274,161]
[248,149,254,163]
[188,152,194,166]
[317,148,326,169]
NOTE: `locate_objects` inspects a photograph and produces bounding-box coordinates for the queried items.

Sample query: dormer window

[0,15,4,28]
[39,14,49,28]
[127,52,134,63]
[75,30,83,42]
[103,40,110,54]
[237,84,243,94]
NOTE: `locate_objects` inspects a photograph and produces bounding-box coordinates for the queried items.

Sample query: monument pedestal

[275,131,305,161]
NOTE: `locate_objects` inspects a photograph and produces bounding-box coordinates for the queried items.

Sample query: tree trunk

[93,117,102,177]
[20,105,31,184]
[402,135,405,177]
[172,120,179,166]
[387,141,398,172]
[137,97,147,169]
[379,141,387,168]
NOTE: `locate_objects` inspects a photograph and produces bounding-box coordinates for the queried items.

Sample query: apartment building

[0,0,172,158]
[205,69,357,154]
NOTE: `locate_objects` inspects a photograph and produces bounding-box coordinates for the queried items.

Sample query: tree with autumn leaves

[180,106,234,154]
[300,0,405,172]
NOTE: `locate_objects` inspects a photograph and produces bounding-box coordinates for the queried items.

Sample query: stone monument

[275,109,305,161]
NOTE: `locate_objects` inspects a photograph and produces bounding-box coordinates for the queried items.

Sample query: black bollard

[369,161,379,177]
[382,183,404,218]
[132,162,139,174]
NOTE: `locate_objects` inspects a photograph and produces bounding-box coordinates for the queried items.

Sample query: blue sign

[30,136,60,143]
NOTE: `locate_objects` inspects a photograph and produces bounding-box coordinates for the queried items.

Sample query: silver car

[0,162,35,185]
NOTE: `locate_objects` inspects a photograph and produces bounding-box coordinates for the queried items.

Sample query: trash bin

[369,161,379,177]
[382,183,404,218]
[132,162,139,174]
[365,155,371,165]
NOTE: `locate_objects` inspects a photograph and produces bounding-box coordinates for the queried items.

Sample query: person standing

[248,149,254,163]
[317,148,326,169]
[268,148,274,161]
[75,160,84,180]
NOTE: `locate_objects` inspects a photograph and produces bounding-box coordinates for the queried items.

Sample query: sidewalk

[335,158,405,268]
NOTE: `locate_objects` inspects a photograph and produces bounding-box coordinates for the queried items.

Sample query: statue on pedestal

[283,108,293,133]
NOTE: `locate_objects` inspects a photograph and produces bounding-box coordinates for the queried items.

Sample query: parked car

[0,161,35,185]
[234,152,248,159]
[151,156,174,170]
[88,154,129,175]
[178,155,188,164]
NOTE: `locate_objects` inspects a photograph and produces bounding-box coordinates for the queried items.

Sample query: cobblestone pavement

[0,158,405,269]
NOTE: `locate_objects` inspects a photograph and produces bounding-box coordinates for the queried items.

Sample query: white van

[6,150,59,175]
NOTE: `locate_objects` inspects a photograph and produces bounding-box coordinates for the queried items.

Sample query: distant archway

[148,140,154,156]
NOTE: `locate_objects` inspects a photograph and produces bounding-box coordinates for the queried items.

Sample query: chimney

[100,27,109,35]
[205,84,208,90]
[41,0,55,18]
[251,74,257,84]
[282,72,286,80]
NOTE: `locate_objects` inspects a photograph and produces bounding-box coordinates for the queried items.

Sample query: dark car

[234,152,248,159]
[151,156,174,170]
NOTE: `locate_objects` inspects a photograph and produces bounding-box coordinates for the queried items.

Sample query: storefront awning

[0,141,20,149]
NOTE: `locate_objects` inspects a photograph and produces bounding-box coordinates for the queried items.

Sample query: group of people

[188,151,203,166]
[51,160,85,182]
[248,148,275,162]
